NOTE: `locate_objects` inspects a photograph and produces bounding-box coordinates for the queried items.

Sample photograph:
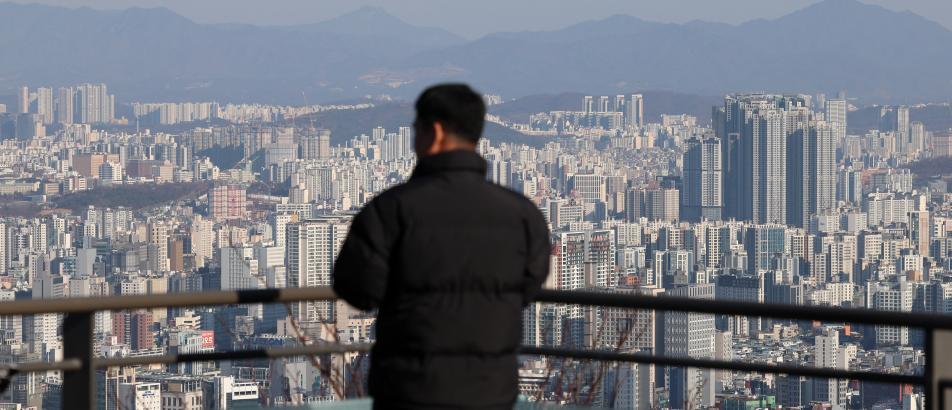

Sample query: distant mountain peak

[777,0,900,21]
[322,5,406,26]
[121,6,179,15]
[289,5,465,45]
[340,5,395,19]
[119,6,192,21]
[311,5,428,28]
[805,0,875,11]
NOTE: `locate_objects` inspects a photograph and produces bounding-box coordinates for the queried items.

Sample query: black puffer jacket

[333,150,551,408]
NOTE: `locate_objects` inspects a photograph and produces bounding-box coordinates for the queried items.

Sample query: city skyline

[0,1,950,408]
[0,80,947,408]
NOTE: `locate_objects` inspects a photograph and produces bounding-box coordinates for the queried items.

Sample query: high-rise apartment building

[753,109,788,224]
[209,185,247,221]
[148,221,170,273]
[591,287,660,406]
[569,174,606,203]
[598,96,610,113]
[130,311,155,351]
[608,362,655,410]
[189,216,214,266]
[583,96,594,114]
[56,87,74,124]
[14,83,115,125]
[626,188,680,223]
[682,137,722,221]
[719,94,827,225]
[74,83,115,124]
[663,283,716,408]
[614,95,626,114]
[744,224,788,275]
[17,86,29,114]
[910,121,926,153]
[910,211,931,259]
[0,222,8,275]
[813,328,853,409]
[787,119,836,228]
[629,94,644,128]
[285,217,350,323]
[869,280,913,346]
[880,105,910,135]
[552,230,617,348]
[111,310,155,351]
[220,247,260,291]
[824,99,847,141]
[299,129,332,160]
[35,87,53,125]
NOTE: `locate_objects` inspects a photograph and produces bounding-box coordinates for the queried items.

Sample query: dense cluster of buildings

[0,84,116,140]
[0,83,375,135]
[0,88,948,409]
[512,94,943,409]
[527,94,645,136]
[131,101,374,126]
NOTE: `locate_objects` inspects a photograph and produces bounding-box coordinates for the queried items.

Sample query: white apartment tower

[36,87,53,125]
[285,216,350,323]
[824,98,847,142]
[629,94,644,128]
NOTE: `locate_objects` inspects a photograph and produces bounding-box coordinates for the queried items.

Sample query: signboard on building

[201,330,214,349]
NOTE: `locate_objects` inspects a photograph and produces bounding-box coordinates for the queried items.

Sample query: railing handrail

[0,287,336,315]
[2,286,945,408]
[1,344,376,382]
[535,288,952,329]
[2,287,948,329]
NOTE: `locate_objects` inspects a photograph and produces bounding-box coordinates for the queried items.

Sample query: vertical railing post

[926,328,935,410]
[62,312,95,410]
[928,328,952,410]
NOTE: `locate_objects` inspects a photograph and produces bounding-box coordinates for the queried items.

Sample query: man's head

[413,83,485,157]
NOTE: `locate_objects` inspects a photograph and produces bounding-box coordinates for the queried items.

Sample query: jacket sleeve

[333,197,396,311]
[523,204,552,306]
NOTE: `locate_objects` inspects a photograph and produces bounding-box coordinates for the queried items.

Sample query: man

[333,84,551,409]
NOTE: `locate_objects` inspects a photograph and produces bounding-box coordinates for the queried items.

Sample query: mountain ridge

[403,0,952,103]
[278,6,465,48]
[0,0,949,104]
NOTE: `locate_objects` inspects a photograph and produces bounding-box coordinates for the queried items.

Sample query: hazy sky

[14,0,952,38]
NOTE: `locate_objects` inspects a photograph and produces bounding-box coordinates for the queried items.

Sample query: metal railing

[533,290,941,406]
[2,287,950,409]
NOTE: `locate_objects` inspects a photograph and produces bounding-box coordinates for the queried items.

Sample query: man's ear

[429,122,447,154]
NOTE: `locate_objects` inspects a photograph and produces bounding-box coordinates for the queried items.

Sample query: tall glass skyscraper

[717,94,834,227]
[682,137,722,221]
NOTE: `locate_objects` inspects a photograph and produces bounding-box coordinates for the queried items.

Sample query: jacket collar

[412,150,487,178]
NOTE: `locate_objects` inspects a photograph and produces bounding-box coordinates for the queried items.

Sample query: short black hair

[414,83,485,143]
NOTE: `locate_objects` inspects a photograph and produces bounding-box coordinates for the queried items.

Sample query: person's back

[333,84,551,409]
